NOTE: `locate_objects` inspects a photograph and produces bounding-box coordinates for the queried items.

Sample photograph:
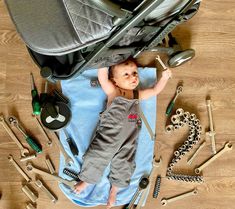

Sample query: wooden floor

[1,0,235,209]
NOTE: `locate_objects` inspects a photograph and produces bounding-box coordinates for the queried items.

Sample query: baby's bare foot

[107,185,118,209]
[74,181,89,194]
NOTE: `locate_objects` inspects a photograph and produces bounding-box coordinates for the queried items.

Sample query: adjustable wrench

[26,163,77,188]
[161,188,198,206]
[53,132,74,166]
[0,115,29,157]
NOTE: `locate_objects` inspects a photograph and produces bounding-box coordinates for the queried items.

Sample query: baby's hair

[108,57,137,79]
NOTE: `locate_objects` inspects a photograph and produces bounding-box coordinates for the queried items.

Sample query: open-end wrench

[0,115,29,157]
[166,85,183,116]
[187,141,206,165]
[33,115,52,146]
[161,188,198,206]
[195,142,233,174]
[156,55,168,70]
[54,132,74,166]
[8,155,31,182]
[26,163,77,188]
[206,99,216,154]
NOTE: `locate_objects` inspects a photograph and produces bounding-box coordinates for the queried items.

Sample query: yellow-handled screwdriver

[30,73,41,115]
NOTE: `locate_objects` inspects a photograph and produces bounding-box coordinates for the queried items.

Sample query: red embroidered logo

[128,114,138,120]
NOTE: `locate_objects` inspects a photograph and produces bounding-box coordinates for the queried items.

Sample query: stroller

[5,0,200,82]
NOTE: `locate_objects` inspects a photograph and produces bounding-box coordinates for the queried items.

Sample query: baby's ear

[110,78,116,85]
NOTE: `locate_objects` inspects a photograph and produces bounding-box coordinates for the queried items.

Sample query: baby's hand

[162,69,172,80]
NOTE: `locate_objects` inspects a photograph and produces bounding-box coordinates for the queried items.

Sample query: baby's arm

[98,67,116,95]
[139,69,172,100]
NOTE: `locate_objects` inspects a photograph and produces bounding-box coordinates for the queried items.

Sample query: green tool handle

[31,89,41,115]
[26,136,42,153]
[166,101,175,116]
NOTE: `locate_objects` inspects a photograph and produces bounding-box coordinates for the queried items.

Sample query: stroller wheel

[168,49,195,68]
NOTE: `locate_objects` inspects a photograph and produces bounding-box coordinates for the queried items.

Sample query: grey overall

[78,95,141,187]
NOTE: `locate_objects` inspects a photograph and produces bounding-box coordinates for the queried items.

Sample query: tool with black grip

[8,116,42,153]
[63,129,79,156]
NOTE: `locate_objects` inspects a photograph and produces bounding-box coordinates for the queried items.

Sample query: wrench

[206,99,216,154]
[187,141,206,165]
[0,115,29,157]
[166,85,183,116]
[54,132,74,166]
[195,142,233,174]
[126,177,149,209]
[26,163,77,188]
[161,188,198,206]
[33,115,52,146]
[35,179,57,203]
[8,155,31,182]
[8,116,42,153]
[156,55,168,70]
[135,157,162,209]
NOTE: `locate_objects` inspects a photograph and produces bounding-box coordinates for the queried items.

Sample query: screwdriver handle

[166,101,175,116]
[25,136,42,153]
[31,89,41,115]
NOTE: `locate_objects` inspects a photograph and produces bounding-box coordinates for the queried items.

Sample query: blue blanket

[58,68,157,207]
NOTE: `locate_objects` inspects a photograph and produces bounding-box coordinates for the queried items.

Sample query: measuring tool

[30,73,41,115]
[166,85,183,116]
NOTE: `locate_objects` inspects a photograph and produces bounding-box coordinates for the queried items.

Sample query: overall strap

[134,90,156,140]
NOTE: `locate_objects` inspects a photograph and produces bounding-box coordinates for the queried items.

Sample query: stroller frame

[6,0,199,82]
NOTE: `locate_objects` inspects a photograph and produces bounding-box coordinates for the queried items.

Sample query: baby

[74,58,172,208]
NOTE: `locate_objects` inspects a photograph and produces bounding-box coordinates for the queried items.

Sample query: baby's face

[112,60,139,90]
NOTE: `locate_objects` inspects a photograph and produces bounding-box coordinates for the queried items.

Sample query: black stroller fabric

[5,0,200,80]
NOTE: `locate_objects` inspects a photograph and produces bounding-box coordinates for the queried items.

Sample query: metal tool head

[139,177,149,189]
[176,85,183,94]
[153,156,162,167]
[0,115,4,123]
[8,154,13,161]
[8,116,18,125]
[26,163,33,171]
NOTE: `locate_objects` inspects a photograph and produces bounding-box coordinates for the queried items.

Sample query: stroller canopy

[5,0,199,56]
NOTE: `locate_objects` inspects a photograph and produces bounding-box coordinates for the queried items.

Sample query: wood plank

[1,0,235,209]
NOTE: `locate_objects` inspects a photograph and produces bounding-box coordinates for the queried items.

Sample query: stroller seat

[6,0,113,55]
[5,0,201,81]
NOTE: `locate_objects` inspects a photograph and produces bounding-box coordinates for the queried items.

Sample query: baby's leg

[107,185,119,209]
[74,181,90,194]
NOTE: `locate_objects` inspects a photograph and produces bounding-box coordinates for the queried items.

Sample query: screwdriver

[30,73,41,115]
